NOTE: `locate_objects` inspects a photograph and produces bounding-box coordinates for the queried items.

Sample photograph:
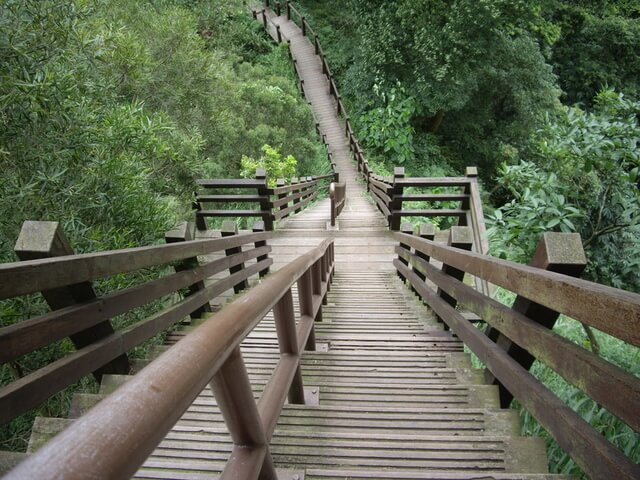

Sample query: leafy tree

[489,90,640,290]
[547,2,640,106]
[240,144,298,186]
[340,0,559,174]
[357,84,416,165]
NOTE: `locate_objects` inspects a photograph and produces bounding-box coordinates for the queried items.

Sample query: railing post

[209,346,278,480]
[193,195,207,231]
[297,268,316,351]
[14,221,130,380]
[460,166,475,225]
[262,9,268,30]
[221,221,249,294]
[330,182,337,227]
[252,221,270,278]
[412,223,436,284]
[397,222,413,283]
[302,17,307,37]
[486,232,587,407]
[276,178,287,218]
[291,177,301,213]
[256,168,274,231]
[273,289,305,404]
[389,167,405,230]
[275,1,281,16]
[165,221,212,319]
[436,227,473,328]
[276,24,282,43]
[286,0,291,20]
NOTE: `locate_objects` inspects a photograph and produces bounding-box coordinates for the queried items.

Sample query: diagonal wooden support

[165,221,212,319]
[221,221,249,294]
[14,221,130,381]
[485,232,587,407]
[436,227,473,329]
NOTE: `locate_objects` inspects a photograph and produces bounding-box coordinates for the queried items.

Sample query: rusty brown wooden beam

[0,232,272,299]
[404,247,640,432]
[14,221,129,381]
[5,239,333,480]
[0,259,271,425]
[0,246,270,363]
[394,259,640,480]
[393,232,640,346]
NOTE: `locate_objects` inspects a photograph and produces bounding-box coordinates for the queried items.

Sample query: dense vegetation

[0,0,638,475]
[294,0,639,476]
[295,0,639,295]
[0,0,327,451]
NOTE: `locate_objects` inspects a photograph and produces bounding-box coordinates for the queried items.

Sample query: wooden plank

[197,179,263,188]
[271,186,312,208]
[197,195,267,203]
[0,232,272,299]
[393,209,467,217]
[274,190,317,220]
[197,210,271,218]
[393,232,640,346]
[397,194,468,202]
[395,178,470,187]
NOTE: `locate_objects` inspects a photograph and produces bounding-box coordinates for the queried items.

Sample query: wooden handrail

[0,231,271,299]
[0,221,274,425]
[194,170,335,230]
[394,232,640,345]
[6,239,335,480]
[392,229,640,480]
[329,181,346,227]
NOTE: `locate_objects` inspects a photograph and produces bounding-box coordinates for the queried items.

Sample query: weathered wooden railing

[393,225,640,480]
[5,238,334,479]
[193,169,334,230]
[329,181,346,227]
[0,219,272,426]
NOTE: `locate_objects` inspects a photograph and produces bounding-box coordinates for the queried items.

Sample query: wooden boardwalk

[124,10,563,480]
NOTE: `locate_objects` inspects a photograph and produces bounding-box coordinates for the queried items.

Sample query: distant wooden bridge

[1,2,638,479]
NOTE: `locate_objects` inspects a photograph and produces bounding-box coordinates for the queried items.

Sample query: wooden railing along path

[193,168,336,231]
[0,220,273,427]
[394,224,640,480]
[2,220,335,479]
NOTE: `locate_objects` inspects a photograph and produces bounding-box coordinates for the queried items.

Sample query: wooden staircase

[14,267,563,479]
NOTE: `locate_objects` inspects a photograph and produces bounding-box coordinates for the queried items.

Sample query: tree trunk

[428,109,445,133]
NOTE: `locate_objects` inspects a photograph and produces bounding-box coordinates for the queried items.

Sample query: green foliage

[341,0,559,174]
[0,0,328,451]
[487,162,583,261]
[358,84,416,166]
[240,144,298,186]
[489,90,640,290]
[547,3,640,106]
